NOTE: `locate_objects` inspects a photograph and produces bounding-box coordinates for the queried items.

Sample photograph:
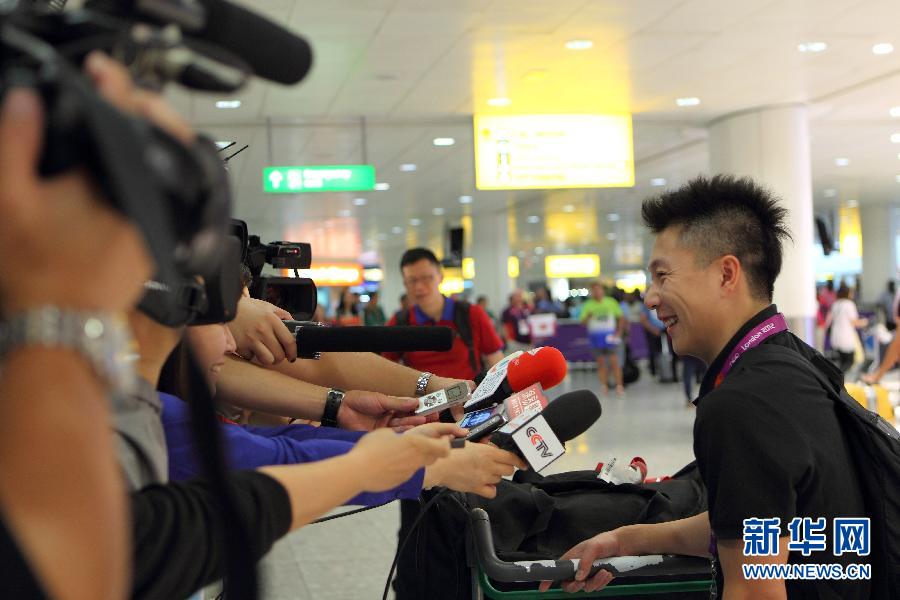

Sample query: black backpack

[742,343,900,598]
[394,301,481,376]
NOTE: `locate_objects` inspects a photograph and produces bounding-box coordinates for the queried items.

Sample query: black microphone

[490,390,601,472]
[289,324,454,359]
[196,0,314,85]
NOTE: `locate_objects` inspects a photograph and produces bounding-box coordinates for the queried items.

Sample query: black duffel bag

[393,462,707,600]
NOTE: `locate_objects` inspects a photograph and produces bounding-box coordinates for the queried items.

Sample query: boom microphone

[491,390,602,472]
[196,0,314,85]
[464,347,567,413]
[291,324,454,359]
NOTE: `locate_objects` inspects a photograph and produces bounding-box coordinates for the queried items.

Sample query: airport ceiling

[167,0,900,268]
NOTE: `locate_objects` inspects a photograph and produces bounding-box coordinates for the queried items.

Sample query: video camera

[230,219,318,321]
[0,0,313,310]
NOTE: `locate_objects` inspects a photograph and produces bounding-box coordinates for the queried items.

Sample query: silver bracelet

[415,372,433,397]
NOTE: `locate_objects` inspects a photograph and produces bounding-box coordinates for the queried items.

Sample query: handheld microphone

[284,322,454,359]
[464,347,567,413]
[490,390,601,472]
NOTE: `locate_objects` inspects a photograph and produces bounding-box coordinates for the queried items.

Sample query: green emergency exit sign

[263,165,376,193]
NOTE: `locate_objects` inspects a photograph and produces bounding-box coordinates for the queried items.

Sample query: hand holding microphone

[464,346,568,414]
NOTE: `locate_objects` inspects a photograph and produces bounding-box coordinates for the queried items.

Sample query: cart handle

[469,508,711,583]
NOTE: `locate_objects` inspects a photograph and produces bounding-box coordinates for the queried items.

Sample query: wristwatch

[0,306,136,395]
[321,388,345,428]
[415,371,433,397]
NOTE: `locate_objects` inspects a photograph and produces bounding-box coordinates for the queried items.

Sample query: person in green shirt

[580,282,627,396]
[364,291,387,326]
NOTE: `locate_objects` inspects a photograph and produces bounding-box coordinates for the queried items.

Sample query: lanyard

[713,313,788,388]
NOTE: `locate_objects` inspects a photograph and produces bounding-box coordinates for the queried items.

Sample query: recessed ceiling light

[214,140,234,149]
[607,233,618,240]
[432,207,445,215]
[676,97,701,107]
[399,163,417,172]
[797,42,827,53]
[607,213,621,222]
[891,107,900,118]
[391,226,403,234]
[650,177,667,186]
[847,199,859,208]
[835,157,850,167]
[433,137,455,147]
[526,215,540,224]
[562,204,575,213]
[873,43,894,55]
[215,100,241,109]
[823,188,837,198]
[535,246,545,255]
[352,197,367,206]
[459,195,473,204]
[565,39,593,50]
[374,182,390,191]
[487,97,512,107]
[410,218,422,226]
[338,209,352,217]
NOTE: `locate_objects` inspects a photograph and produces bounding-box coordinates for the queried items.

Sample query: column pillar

[471,210,514,314]
[860,203,896,304]
[709,104,816,343]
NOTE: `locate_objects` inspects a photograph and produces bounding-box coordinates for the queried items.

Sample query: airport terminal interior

[161,0,900,597]
[10,0,900,598]
[151,1,900,597]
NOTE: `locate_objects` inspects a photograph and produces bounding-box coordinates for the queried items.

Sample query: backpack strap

[453,301,480,375]
[395,307,411,327]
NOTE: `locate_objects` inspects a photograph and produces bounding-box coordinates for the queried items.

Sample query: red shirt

[384,298,503,379]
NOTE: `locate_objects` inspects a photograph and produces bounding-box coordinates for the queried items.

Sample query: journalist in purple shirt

[160,392,425,505]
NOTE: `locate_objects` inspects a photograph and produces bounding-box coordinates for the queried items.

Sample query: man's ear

[720,255,741,294]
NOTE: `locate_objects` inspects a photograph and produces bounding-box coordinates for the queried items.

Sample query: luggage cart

[468,508,713,599]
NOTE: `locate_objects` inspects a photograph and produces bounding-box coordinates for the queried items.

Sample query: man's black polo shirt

[694,305,870,599]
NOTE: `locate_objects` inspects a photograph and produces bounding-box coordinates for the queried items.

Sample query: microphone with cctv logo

[283,321,454,359]
[490,390,601,472]
[464,347,567,413]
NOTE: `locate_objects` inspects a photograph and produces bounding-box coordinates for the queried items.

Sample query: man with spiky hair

[544,175,870,599]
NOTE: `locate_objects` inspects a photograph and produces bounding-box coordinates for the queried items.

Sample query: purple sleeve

[161,393,423,505]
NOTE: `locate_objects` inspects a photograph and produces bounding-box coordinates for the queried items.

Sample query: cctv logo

[526,426,554,458]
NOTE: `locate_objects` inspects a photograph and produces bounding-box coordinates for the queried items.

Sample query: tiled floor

[257,367,699,599]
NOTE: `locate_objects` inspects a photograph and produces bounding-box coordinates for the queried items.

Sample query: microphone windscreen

[296,325,453,353]
[542,390,602,442]
[197,0,313,85]
[507,346,567,392]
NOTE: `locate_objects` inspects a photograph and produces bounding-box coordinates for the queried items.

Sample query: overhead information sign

[545,254,601,279]
[264,165,376,193]
[474,114,634,190]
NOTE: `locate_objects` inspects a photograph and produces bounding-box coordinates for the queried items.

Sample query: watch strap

[321,388,345,428]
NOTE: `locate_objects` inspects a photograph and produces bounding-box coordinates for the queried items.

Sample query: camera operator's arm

[218,356,428,429]
[0,79,153,600]
[132,426,453,599]
[227,295,297,364]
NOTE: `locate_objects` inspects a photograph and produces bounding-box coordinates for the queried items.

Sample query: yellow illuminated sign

[838,205,862,259]
[615,270,647,292]
[474,114,634,190]
[508,256,520,278]
[363,268,384,282]
[545,254,601,278]
[285,263,363,286]
[439,277,465,295]
[462,258,475,279]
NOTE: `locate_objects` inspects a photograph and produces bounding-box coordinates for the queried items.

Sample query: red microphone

[464,346,567,413]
